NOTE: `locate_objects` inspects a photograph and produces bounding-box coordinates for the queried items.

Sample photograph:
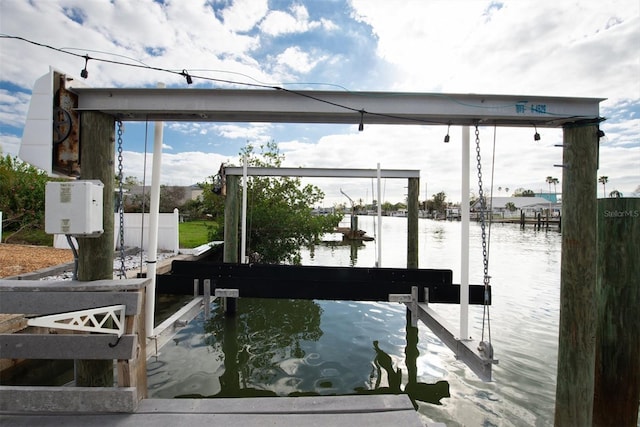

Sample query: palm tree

[545,176,554,197]
[598,176,608,198]
[551,177,559,201]
[609,189,622,198]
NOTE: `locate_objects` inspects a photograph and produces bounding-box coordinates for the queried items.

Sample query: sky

[1,0,638,206]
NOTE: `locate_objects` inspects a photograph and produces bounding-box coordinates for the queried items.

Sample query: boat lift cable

[474,125,493,350]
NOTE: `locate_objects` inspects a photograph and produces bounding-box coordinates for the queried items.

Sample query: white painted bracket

[27,305,126,337]
[389,286,419,327]
[215,288,240,298]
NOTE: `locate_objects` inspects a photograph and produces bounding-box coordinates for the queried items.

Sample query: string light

[444,123,451,143]
[533,125,540,141]
[182,69,193,85]
[80,55,89,79]
[358,110,364,131]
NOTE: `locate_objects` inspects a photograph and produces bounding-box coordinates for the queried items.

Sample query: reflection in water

[355,313,450,407]
[315,240,365,267]
[174,298,449,406]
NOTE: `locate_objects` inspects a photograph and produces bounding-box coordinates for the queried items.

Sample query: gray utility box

[45,180,104,236]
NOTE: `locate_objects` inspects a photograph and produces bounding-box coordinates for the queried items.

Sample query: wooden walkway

[0,395,432,426]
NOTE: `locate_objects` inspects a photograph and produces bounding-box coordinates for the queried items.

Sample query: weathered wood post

[593,197,639,426]
[407,177,419,269]
[223,174,239,314]
[554,122,599,425]
[76,111,116,387]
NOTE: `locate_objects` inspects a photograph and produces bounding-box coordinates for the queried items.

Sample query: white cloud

[213,123,273,142]
[349,0,640,101]
[220,0,269,32]
[120,150,233,186]
[275,46,327,74]
[260,3,323,36]
[0,90,30,128]
[0,134,21,157]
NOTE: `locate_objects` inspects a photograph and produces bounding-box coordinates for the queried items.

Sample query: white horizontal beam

[412,302,496,381]
[224,166,419,179]
[73,88,603,128]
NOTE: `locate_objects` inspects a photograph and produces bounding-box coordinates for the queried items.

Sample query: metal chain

[117,121,126,279]
[475,125,491,343]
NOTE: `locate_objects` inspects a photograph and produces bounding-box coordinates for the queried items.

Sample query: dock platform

[0,395,431,426]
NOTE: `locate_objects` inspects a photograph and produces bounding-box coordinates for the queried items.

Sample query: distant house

[127,184,203,205]
[471,196,560,217]
[536,192,559,203]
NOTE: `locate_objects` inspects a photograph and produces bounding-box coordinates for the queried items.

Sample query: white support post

[460,126,470,341]
[376,163,382,268]
[240,156,248,264]
[145,83,165,337]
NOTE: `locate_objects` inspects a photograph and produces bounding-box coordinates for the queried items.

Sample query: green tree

[426,191,447,215]
[235,142,342,264]
[0,155,51,241]
[123,185,188,213]
[513,188,535,197]
[381,201,394,213]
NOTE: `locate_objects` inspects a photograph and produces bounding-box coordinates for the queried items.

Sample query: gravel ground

[0,244,73,278]
[0,243,173,280]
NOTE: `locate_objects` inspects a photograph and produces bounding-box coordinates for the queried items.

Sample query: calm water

[148,216,563,426]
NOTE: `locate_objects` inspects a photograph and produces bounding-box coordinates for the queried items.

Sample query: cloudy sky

[1,0,638,205]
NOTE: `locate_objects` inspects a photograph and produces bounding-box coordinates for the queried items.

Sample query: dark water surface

[148,217,563,426]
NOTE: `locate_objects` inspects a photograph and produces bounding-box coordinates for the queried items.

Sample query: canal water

[147,216,563,426]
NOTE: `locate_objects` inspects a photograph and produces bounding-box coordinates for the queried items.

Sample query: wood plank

[0,395,424,426]
[0,334,136,360]
[0,411,424,427]
[117,289,147,401]
[0,278,150,292]
[0,291,141,315]
[138,394,415,414]
[0,386,137,413]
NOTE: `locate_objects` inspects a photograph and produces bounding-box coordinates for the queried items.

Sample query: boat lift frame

[19,69,604,384]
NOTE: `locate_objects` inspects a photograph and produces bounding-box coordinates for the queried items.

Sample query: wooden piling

[593,198,640,426]
[75,111,116,387]
[554,122,598,426]
[223,174,239,315]
[223,175,240,263]
[407,177,419,269]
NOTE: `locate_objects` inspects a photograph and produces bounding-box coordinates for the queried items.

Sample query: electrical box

[45,181,104,236]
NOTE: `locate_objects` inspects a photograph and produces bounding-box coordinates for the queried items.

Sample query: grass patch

[3,227,53,246]
[179,220,219,248]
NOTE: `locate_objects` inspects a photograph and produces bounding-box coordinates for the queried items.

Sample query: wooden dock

[0,277,440,427]
[0,395,432,426]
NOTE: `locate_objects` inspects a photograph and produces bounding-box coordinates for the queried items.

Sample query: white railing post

[460,126,470,340]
